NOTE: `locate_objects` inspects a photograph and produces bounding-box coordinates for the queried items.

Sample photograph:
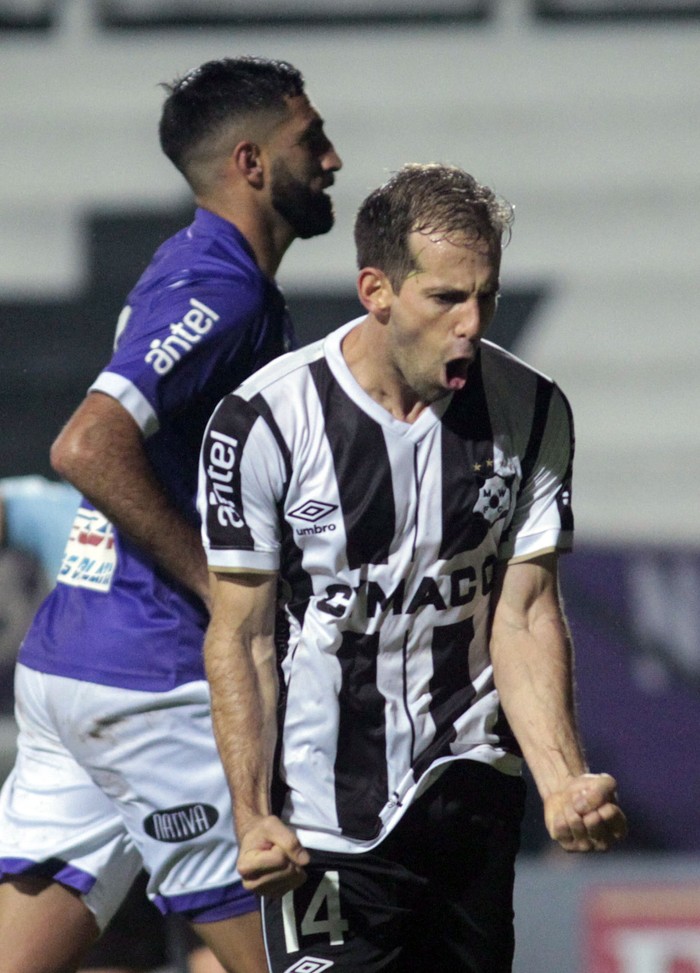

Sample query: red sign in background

[584,884,700,973]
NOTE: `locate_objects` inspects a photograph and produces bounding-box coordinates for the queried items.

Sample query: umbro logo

[289,500,338,523]
[282,958,334,973]
[289,500,338,538]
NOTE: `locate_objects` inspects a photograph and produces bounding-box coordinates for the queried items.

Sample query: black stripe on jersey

[439,361,496,559]
[412,616,477,780]
[270,670,292,819]
[310,358,395,570]
[250,392,293,483]
[334,630,388,840]
[499,377,558,555]
[202,394,257,552]
[249,391,315,630]
[250,394,313,628]
[519,376,554,485]
[556,390,575,534]
[248,390,315,628]
[491,703,522,758]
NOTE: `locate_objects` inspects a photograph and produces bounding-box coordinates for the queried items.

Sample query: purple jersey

[18,208,295,690]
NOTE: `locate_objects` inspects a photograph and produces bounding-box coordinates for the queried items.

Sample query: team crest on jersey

[473,470,515,527]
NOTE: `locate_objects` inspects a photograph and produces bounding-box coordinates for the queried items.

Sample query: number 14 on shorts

[282,870,350,953]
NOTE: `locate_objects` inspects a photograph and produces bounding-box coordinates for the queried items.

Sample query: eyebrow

[424,283,500,298]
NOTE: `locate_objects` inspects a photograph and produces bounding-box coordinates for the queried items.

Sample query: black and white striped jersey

[198,318,574,853]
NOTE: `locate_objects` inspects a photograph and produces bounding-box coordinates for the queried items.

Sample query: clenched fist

[544,773,627,852]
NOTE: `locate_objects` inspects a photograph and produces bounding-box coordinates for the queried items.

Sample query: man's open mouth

[445,357,471,391]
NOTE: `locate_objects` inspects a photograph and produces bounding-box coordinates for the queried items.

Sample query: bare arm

[204,570,309,896]
[490,552,627,852]
[51,391,210,605]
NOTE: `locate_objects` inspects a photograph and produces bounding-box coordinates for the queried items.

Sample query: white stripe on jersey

[199,320,574,853]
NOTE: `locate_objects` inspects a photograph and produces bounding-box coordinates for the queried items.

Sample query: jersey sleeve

[498,384,574,562]
[90,274,264,437]
[198,393,287,574]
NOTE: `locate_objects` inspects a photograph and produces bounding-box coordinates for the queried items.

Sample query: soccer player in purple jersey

[199,163,626,973]
[0,56,341,973]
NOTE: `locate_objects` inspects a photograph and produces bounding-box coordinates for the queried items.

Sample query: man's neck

[196,197,295,280]
[341,319,430,425]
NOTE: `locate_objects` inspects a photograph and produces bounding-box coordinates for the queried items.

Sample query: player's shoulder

[480,339,568,404]
[113,233,271,361]
[480,339,553,383]
[233,331,330,404]
[205,337,327,447]
[478,341,573,455]
[130,209,265,308]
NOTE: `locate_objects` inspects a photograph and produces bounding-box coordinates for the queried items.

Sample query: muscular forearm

[208,644,277,835]
[204,572,310,895]
[491,608,587,799]
[204,573,279,835]
[490,555,626,852]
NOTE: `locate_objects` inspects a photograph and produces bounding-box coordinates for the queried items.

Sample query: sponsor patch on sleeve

[57,507,116,593]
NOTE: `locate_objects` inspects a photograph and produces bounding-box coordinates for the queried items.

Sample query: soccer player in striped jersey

[199,162,627,973]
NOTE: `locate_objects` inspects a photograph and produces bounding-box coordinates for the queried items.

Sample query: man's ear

[357,268,394,322]
[230,140,264,188]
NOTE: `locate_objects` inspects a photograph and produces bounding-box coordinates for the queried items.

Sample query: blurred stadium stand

[536,0,700,19]
[3,0,700,29]
[0,4,698,970]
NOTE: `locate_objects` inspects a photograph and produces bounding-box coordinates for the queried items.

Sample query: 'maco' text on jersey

[318,555,497,619]
[145,298,220,375]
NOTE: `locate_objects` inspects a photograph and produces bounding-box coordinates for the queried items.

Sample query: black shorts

[263,760,526,973]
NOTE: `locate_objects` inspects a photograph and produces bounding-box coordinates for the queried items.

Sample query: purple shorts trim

[0,856,96,894]
[154,879,258,922]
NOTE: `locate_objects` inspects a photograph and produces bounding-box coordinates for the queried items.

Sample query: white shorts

[0,664,255,930]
